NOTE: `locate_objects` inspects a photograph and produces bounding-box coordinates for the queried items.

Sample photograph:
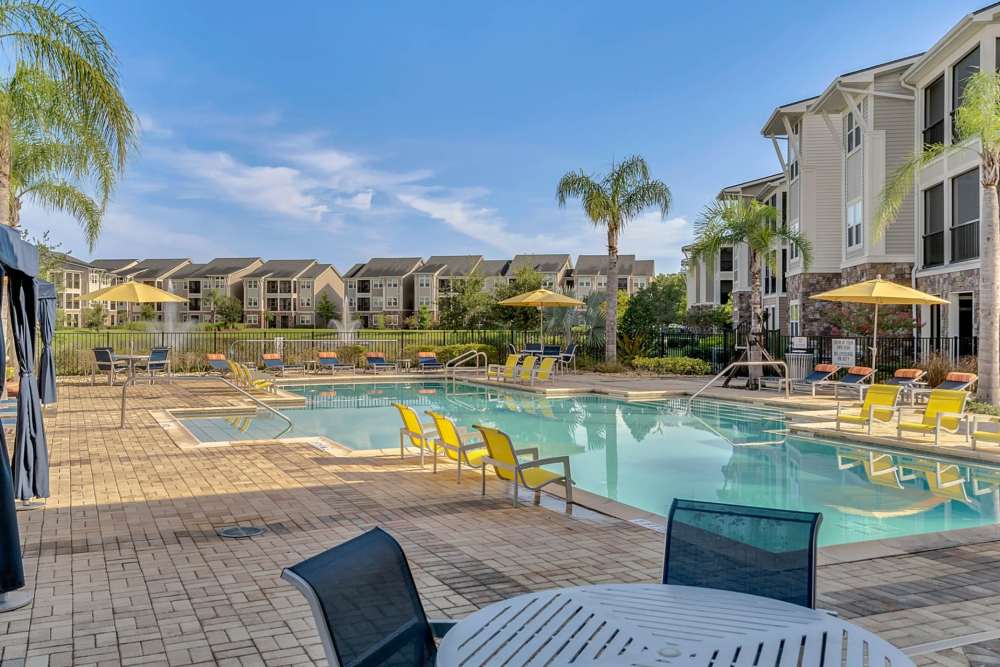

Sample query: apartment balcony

[923,119,944,147]
[951,221,979,263]
[923,232,944,268]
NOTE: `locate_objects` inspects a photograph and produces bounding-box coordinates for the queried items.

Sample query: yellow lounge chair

[425,411,488,482]
[473,424,573,509]
[971,414,1000,450]
[227,361,274,392]
[835,384,901,434]
[487,354,519,382]
[527,356,556,385]
[836,449,910,489]
[900,461,971,503]
[515,355,537,383]
[896,389,970,446]
[393,403,439,466]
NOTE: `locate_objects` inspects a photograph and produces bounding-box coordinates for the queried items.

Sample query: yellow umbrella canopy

[810,276,948,367]
[81,281,186,304]
[498,289,584,340]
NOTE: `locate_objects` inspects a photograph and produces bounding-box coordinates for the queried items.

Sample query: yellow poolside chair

[473,424,573,509]
[896,389,970,446]
[971,414,1000,450]
[515,355,537,382]
[487,354,519,382]
[393,403,439,465]
[425,411,488,482]
[836,449,909,489]
[527,356,556,385]
[835,384,901,434]
[901,461,972,504]
[227,361,274,392]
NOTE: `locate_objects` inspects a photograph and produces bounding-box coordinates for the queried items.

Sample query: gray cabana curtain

[10,271,48,501]
[0,225,38,598]
[36,280,56,405]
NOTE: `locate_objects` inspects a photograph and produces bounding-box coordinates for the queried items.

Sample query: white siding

[875,73,916,257]
[802,113,843,273]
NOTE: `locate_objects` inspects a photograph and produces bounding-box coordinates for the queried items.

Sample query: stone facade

[786,272,842,336]
[842,262,913,286]
[915,267,980,337]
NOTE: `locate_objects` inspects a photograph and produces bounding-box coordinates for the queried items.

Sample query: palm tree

[557,155,671,362]
[877,71,1000,403]
[688,198,811,383]
[0,1,135,235]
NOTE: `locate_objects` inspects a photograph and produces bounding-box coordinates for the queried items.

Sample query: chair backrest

[93,348,115,365]
[841,366,874,384]
[535,356,556,381]
[281,528,437,667]
[318,351,340,364]
[206,353,227,368]
[938,372,977,390]
[542,344,561,357]
[426,411,461,462]
[860,384,901,421]
[366,352,387,365]
[473,425,517,481]
[923,463,970,502]
[894,368,924,381]
[148,347,170,363]
[922,389,969,430]
[502,354,519,378]
[394,403,427,448]
[506,342,517,355]
[417,352,439,366]
[518,355,537,380]
[804,364,837,382]
[662,498,822,609]
[563,343,577,357]
[524,343,542,353]
[262,353,283,367]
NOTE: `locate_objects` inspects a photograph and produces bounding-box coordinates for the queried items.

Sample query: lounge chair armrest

[482,456,516,473]
[973,414,1000,426]
[514,447,538,460]
[458,440,486,452]
[429,619,457,638]
[520,455,570,470]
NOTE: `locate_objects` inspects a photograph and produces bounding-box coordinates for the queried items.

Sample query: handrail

[686,360,789,412]
[170,374,294,438]
[445,349,488,379]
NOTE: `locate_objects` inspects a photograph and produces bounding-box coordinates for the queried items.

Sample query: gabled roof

[904,3,1000,84]
[510,254,571,273]
[423,255,483,277]
[811,53,923,115]
[479,259,510,277]
[761,96,818,136]
[416,263,447,275]
[91,259,139,273]
[52,252,95,270]
[344,263,365,279]
[169,263,208,280]
[245,259,316,279]
[574,254,653,276]
[301,262,338,279]
[717,173,784,200]
[633,259,655,276]
[127,259,190,281]
[353,257,423,278]
[199,257,263,276]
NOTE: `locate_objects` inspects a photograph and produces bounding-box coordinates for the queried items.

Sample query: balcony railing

[951,221,979,262]
[923,231,944,267]
[923,119,944,146]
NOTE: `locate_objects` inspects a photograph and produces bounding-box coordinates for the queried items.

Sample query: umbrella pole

[539,307,543,343]
[872,302,879,369]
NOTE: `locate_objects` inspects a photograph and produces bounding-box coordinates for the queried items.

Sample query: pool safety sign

[831,339,856,367]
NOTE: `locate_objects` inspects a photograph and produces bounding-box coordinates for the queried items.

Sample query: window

[952,47,980,141]
[372,297,383,309]
[789,303,800,337]
[418,296,431,306]
[300,297,311,308]
[386,296,399,308]
[923,184,945,267]
[299,314,312,325]
[373,279,383,289]
[951,168,980,262]
[789,222,800,260]
[635,279,646,290]
[347,279,355,290]
[579,278,592,288]
[764,251,777,294]
[719,247,734,272]
[246,296,258,308]
[780,191,787,229]
[923,75,945,146]
[846,200,863,248]
[213,277,225,289]
[300,280,312,290]
[386,278,399,289]
[781,249,787,293]
[719,280,732,305]
[787,122,800,181]
[596,277,607,288]
[246,279,258,290]
[418,275,431,288]
[845,109,862,153]
[247,315,259,325]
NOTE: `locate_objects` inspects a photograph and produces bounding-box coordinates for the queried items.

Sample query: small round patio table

[435,584,913,666]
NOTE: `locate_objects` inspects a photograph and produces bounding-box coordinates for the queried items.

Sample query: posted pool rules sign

[831,339,856,368]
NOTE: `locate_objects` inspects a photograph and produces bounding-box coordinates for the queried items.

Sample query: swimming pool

[180,380,1000,546]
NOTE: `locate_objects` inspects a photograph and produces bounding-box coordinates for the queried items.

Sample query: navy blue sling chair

[662,499,822,609]
[282,527,455,667]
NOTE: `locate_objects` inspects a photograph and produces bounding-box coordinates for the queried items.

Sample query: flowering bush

[631,356,712,375]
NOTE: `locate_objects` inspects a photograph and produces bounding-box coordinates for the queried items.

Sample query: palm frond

[876,142,949,237]
[619,179,671,220]
[956,70,1000,151]
[28,178,101,247]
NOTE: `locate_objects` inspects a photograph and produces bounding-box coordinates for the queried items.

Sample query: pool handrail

[686,360,789,411]
[445,349,488,379]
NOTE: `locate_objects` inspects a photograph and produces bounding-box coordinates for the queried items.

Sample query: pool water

[181,380,1000,546]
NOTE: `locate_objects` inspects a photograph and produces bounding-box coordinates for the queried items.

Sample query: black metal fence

[52,329,571,375]
[659,330,978,381]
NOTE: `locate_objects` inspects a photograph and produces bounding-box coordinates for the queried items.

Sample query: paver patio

[1,376,998,665]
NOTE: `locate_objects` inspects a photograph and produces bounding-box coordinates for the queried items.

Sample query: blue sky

[30,1,979,273]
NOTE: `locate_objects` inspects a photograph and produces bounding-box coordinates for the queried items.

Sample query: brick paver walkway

[0,378,996,665]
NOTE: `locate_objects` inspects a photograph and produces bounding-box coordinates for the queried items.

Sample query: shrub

[969,400,1000,416]
[400,342,496,364]
[589,361,631,374]
[335,344,367,365]
[919,352,977,388]
[631,356,712,375]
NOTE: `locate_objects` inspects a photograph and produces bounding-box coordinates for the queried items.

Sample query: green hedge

[401,343,497,364]
[631,356,712,375]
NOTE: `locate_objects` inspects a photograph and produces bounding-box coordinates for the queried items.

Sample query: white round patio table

[435,584,913,667]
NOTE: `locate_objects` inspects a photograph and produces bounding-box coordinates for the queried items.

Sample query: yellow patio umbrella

[498,288,584,341]
[82,281,187,304]
[810,275,948,367]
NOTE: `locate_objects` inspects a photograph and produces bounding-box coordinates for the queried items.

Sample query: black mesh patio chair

[92,347,127,386]
[662,499,822,608]
[281,527,455,667]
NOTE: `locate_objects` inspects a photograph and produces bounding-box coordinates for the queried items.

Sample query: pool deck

[5,374,1000,665]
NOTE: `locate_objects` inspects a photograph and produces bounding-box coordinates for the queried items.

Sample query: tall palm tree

[877,71,1000,403]
[0,0,135,234]
[557,155,671,362]
[688,198,811,383]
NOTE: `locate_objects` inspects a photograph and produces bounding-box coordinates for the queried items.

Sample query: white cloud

[336,190,373,210]
[137,112,172,137]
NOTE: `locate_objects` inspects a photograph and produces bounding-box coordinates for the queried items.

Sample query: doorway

[958,292,974,356]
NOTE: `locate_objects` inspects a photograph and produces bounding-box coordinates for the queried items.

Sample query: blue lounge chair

[92,347,128,386]
[317,351,354,374]
[814,365,875,399]
[261,353,284,375]
[281,528,455,667]
[559,343,578,372]
[416,351,444,371]
[911,371,977,403]
[663,498,822,609]
[365,352,399,374]
[542,344,562,359]
[522,342,542,355]
[137,346,171,383]
[777,363,839,394]
[205,353,230,375]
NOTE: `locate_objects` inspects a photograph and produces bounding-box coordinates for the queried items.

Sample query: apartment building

[168,257,263,322]
[508,254,572,290]
[412,255,483,319]
[53,253,117,327]
[480,259,512,293]
[89,258,191,322]
[900,4,1000,350]
[566,255,655,300]
[344,257,422,327]
[242,260,343,328]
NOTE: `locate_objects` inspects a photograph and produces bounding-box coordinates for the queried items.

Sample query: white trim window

[298,314,312,325]
[300,297,312,308]
[246,296,258,308]
[789,222,801,260]
[579,278,592,288]
[845,109,862,154]
[846,200,863,248]
[386,296,399,308]
[418,296,431,307]
[418,275,431,288]
[246,314,259,325]
[246,279,258,290]
[373,279,383,289]
[386,278,399,289]
[347,297,355,308]
[789,302,800,337]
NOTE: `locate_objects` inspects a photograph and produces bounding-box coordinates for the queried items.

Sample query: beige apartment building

[344,258,422,327]
[242,260,343,328]
[89,258,191,322]
[53,253,117,328]
[412,255,483,319]
[508,254,572,290]
[168,257,263,322]
[479,259,512,293]
[565,255,654,300]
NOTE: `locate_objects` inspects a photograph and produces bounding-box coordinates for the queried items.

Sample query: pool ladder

[686,360,789,412]
[445,349,488,380]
